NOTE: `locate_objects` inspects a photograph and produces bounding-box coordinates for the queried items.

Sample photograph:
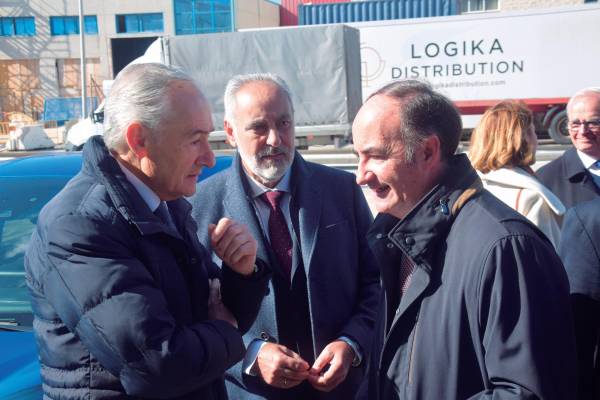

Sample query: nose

[198,144,216,169]
[266,127,282,147]
[355,160,371,186]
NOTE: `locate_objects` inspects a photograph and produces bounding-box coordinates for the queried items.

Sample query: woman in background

[469,100,565,248]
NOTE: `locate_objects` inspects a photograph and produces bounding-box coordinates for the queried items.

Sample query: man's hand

[256,343,310,389]
[307,340,354,392]
[207,278,238,328]
[209,218,257,276]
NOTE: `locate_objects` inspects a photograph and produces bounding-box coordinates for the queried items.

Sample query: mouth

[371,184,391,197]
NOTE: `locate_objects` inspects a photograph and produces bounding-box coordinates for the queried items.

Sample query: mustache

[258,146,289,158]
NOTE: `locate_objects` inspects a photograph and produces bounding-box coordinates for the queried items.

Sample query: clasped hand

[256,340,354,392]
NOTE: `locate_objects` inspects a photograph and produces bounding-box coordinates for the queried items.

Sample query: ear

[420,134,442,167]
[124,122,150,158]
[224,119,237,148]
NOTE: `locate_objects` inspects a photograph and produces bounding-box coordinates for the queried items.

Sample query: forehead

[568,93,600,117]
[164,81,213,129]
[234,81,292,117]
[353,95,402,150]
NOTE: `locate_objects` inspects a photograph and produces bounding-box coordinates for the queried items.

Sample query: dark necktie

[594,160,600,168]
[261,191,293,281]
[155,201,177,231]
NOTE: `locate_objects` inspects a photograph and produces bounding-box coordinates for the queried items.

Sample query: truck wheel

[548,110,571,144]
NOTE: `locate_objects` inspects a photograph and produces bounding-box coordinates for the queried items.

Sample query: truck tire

[548,110,571,144]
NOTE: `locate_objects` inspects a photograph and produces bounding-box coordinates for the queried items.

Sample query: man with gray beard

[190,73,379,400]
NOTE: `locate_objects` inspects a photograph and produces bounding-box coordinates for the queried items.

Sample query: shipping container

[299,0,457,25]
[281,0,350,26]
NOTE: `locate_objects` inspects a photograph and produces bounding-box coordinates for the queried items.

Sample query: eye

[279,119,292,129]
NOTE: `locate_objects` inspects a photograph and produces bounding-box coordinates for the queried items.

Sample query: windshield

[0,176,71,327]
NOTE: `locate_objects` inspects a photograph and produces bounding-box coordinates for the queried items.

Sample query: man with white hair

[538,87,600,209]
[191,73,379,399]
[25,63,269,399]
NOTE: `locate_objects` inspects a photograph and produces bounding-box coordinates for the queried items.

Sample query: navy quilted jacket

[24,136,269,399]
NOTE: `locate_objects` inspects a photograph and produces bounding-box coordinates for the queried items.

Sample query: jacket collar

[368,154,483,329]
[81,136,191,237]
[478,167,566,215]
[384,153,482,265]
[563,147,589,182]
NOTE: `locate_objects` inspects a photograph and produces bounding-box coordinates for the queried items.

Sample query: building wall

[500,0,584,11]
[237,0,280,29]
[0,0,277,118]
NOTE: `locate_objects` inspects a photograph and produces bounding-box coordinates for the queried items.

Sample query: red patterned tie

[261,191,293,281]
[399,254,415,295]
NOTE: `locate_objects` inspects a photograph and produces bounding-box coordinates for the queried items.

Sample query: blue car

[0,152,232,399]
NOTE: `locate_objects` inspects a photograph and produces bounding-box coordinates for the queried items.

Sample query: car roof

[0,152,233,180]
[0,153,83,177]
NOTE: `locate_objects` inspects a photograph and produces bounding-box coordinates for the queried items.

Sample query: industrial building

[0,0,278,120]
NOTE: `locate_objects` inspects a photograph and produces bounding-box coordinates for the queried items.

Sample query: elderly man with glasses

[538,87,600,209]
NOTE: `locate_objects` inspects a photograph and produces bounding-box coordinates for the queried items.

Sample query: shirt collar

[116,159,161,212]
[577,149,600,170]
[243,166,292,199]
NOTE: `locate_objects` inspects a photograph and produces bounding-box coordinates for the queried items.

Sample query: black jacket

[25,136,269,399]
[358,154,577,400]
[559,198,600,400]
[537,147,600,209]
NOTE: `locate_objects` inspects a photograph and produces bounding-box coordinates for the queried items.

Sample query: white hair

[567,86,600,115]
[103,63,201,151]
[223,73,293,123]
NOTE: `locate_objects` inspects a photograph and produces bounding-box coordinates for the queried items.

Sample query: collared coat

[191,152,380,399]
[358,154,577,400]
[478,167,565,248]
[537,147,600,209]
[559,197,600,399]
[25,136,269,399]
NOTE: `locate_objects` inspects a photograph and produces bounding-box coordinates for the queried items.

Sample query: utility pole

[78,0,87,119]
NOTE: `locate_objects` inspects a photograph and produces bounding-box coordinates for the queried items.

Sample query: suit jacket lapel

[291,153,322,276]
[222,155,271,266]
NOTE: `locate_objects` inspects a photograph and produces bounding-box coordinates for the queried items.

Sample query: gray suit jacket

[190,152,380,399]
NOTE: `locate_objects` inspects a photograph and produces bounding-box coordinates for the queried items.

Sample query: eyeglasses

[568,119,600,131]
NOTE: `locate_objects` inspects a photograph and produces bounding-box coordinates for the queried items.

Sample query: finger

[210,218,234,244]
[225,239,255,265]
[279,367,310,381]
[213,224,246,257]
[221,233,251,261]
[311,347,334,374]
[278,348,310,371]
[207,279,221,305]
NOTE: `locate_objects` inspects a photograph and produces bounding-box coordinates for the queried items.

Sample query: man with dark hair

[191,73,379,399]
[538,87,600,209]
[25,63,269,399]
[353,80,576,399]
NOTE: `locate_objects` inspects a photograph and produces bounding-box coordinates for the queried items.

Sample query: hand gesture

[307,340,354,392]
[256,343,310,389]
[209,218,257,276]
[207,278,237,328]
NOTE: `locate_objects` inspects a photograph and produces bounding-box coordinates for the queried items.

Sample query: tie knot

[594,160,600,168]
[261,191,284,209]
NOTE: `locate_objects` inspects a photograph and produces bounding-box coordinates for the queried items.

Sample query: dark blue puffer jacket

[24,136,269,399]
